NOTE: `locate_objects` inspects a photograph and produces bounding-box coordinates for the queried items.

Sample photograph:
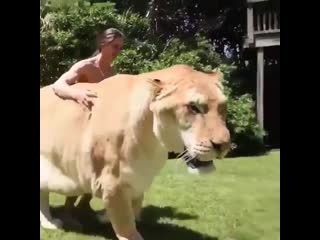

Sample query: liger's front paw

[40,218,63,230]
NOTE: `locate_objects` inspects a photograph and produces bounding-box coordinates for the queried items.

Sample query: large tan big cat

[40,64,231,240]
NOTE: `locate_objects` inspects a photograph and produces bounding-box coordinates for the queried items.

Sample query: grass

[41,151,280,240]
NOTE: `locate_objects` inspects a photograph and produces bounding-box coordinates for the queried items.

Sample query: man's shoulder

[71,59,95,72]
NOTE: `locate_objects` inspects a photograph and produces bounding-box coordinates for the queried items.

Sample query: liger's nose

[210,140,223,151]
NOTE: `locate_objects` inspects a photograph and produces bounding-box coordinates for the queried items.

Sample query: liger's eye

[188,103,201,114]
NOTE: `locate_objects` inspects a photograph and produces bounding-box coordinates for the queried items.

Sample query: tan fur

[40,64,231,239]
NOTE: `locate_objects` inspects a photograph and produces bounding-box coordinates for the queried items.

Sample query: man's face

[101,37,123,60]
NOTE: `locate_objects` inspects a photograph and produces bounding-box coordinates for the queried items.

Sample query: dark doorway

[238,46,280,149]
[264,46,280,148]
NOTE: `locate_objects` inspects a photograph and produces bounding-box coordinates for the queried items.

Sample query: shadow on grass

[51,205,218,240]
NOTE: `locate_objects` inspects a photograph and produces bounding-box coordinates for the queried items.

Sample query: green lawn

[41,151,280,240]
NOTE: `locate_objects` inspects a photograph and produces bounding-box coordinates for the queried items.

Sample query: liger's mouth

[178,150,215,174]
[185,157,214,169]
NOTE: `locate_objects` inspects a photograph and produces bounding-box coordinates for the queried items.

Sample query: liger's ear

[148,78,163,112]
[153,78,161,84]
[147,78,164,98]
[148,78,178,112]
[147,78,163,89]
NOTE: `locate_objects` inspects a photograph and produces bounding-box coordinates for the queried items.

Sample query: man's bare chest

[78,67,111,83]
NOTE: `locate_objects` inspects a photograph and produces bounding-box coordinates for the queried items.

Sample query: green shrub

[40,2,265,156]
[40,1,149,85]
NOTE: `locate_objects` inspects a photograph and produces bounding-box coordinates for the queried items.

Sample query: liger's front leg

[105,186,144,240]
[132,194,144,221]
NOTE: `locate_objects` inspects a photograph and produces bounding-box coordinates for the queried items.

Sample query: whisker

[175,150,190,172]
[176,149,188,159]
[176,153,186,164]
[182,155,194,163]
[175,149,200,170]
[180,153,190,161]
[178,152,190,161]
[185,158,194,164]
[181,154,191,162]
[174,157,185,172]
[175,150,192,172]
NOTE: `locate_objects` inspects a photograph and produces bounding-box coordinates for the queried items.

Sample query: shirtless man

[52,28,124,214]
[53,28,124,109]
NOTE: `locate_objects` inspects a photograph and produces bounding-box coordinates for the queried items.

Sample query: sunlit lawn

[41,151,280,240]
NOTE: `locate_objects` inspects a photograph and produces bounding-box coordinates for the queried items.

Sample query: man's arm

[52,62,87,100]
[52,62,97,108]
